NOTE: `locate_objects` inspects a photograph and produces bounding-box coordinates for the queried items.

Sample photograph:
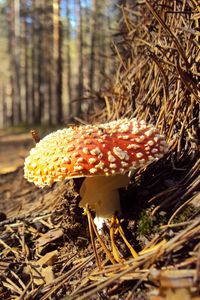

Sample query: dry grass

[92,0,200,155]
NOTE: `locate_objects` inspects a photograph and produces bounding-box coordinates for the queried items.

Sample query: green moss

[172,205,197,224]
[137,209,154,236]
[137,208,167,237]
[136,205,196,238]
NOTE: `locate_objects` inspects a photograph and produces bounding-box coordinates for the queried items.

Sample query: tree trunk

[66,0,72,117]
[89,0,97,91]
[21,0,29,124]
[76,0,83,116]
[7,0,21,125]
[52,0,63,124]
[42,0,52,126]
[13,0,21,124]
[31,1,40,124]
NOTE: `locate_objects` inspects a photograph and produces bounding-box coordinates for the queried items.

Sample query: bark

[52,0,63,124]
[21,0,29,124]
[43,0,52,125]
[13,0,21,124]
[89,0,97,91]
[31,1,40,124]
[66,0,72,117]
[76,0,83,116]
[7,0,21,124]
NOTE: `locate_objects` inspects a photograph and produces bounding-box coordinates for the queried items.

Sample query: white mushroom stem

[79,174,130,229]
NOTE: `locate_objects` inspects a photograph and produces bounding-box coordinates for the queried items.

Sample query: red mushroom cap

[24,119,168,187]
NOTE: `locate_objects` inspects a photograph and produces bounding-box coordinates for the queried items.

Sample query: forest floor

[0,131,199,300]
[0,130,33,174]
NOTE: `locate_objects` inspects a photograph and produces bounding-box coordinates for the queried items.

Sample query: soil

[0,131,33,174]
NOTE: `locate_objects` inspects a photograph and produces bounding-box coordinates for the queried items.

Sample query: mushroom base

[79,174,130,227]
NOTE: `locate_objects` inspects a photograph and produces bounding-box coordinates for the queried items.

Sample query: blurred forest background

[0,0,120,128]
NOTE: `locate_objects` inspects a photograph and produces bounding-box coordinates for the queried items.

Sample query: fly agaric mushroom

[24,119,168,229]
